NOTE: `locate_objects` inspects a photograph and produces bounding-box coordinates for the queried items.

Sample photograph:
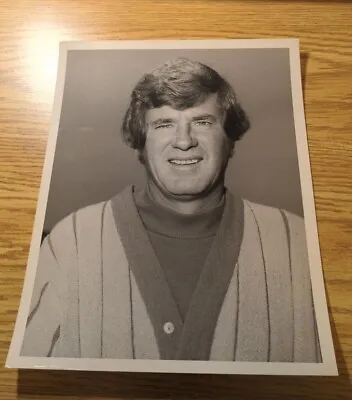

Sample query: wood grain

[0,0,351,399]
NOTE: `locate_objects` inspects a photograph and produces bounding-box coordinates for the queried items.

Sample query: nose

[172,122,198,150]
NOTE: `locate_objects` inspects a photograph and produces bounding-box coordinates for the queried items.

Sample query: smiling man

[142,93,232,214]
[22,58,321,363]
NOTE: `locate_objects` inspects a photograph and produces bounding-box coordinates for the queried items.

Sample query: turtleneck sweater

[133,186,226,320]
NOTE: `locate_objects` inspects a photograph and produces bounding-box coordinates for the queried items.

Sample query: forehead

[146,94,221,122]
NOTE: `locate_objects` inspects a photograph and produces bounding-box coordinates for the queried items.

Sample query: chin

[165,186,207,199]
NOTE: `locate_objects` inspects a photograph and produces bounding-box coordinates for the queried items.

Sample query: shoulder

[49,200,108,236]
[243,199,305,232]
[242,199,308,253]
[243,199,309,263]
[46,199,115,254]
[46,186,133,248]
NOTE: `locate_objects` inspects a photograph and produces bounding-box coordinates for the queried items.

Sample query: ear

[135,149,145,164]
[226,138,235,159]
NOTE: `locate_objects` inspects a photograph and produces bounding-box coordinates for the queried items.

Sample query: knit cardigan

[21,186,321,362]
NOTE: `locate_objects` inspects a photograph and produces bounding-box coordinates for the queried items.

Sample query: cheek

[144,136,157,163]
[144,136,167,169]
[205,134,231,161]
[145,132,169,154]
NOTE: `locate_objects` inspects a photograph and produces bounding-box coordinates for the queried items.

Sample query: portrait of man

[19,54,321,364]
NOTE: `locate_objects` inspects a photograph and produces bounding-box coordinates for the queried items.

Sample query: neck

[147,182,226,215]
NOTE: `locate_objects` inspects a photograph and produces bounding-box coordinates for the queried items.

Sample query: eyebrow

[191,114,217,122]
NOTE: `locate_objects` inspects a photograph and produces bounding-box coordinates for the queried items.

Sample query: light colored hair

[122,57,250,150]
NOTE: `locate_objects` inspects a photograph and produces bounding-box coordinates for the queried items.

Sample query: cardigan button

[163,322,175,334]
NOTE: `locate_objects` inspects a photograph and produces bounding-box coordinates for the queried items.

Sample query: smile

[168,158,202,166]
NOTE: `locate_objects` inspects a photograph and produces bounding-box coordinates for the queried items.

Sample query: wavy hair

[122,58,250,149]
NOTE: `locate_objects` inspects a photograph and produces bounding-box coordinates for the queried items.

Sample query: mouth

[168,158,203,166]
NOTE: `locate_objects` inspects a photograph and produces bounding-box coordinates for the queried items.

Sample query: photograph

[7,39,337,375]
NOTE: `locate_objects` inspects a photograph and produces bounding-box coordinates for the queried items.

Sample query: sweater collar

[133,185,226,239]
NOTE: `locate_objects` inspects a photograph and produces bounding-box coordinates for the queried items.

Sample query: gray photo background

[44,47,304,233]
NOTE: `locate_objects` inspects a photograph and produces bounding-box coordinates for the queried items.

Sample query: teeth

[169,159,200,165]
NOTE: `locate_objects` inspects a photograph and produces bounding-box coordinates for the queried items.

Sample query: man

[21,58,321,362]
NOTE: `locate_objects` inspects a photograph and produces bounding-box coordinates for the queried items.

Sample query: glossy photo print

[7,39,337,375]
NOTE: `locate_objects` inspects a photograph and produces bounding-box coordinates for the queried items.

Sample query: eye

[155,123,174,129]
[194,120,212,127]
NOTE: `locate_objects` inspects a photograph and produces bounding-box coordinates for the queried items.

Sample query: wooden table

[1,1,351,399]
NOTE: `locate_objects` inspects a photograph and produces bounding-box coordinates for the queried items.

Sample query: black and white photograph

[7,39,337,375]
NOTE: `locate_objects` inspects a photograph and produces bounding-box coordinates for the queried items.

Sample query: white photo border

[6,39,338,376]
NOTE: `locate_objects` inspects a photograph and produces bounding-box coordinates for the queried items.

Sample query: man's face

[142,94,233,200]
